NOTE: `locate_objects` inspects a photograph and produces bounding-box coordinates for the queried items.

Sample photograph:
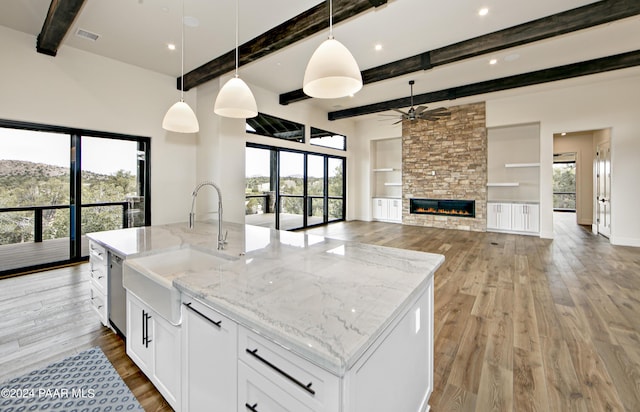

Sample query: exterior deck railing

[0,202,129,243]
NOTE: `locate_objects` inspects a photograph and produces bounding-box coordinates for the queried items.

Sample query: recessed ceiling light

[478,7,489,16]
[167,43,176,51]
[561,132,567,136]
[374,44,383,51]
[489,58,497,65]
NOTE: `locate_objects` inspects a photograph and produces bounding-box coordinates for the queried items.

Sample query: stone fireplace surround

[402,102,487,232]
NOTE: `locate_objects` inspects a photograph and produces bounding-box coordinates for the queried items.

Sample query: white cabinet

[126,291,181,410]
[512,203,539,233]
[487,202,539,234]
[88,241,108,326]
[372,198,402,223]
[487,203,512,231]
[238,327,340,412]
[182,298,237,412]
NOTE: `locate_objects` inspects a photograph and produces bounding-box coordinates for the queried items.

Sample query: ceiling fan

[380,80,451,124]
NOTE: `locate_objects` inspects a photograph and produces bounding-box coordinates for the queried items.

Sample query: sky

[246,147,340,178]
[0,128,138,175]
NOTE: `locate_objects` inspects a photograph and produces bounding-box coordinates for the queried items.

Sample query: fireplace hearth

[410,198,475,218]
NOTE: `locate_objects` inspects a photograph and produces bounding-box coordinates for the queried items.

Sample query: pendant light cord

[329,0,333,39]
[235,0,239,77]
[180,0,185,100]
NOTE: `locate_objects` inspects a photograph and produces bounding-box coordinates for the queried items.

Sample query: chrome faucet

[189,181,227,250]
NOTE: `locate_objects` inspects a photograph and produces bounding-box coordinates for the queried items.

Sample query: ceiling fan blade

[378,114,402,117]
[393,108,409,116]
[415,106,428,114]
[392,119,404,125]
[425,107,450,114]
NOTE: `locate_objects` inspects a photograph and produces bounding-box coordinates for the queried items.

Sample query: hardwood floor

[1,213,638,411]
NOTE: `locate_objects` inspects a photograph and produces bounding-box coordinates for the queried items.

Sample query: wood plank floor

[1,212,638,411]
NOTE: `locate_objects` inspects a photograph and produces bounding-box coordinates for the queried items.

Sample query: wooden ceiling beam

[181,0,387,91]
[327,50,640,120]
[280,0,640,105]
[37,0,86,56]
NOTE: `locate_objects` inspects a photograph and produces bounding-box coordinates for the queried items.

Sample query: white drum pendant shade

[163,100,200,133]
[214,76,258,118]
[303,38,363,99]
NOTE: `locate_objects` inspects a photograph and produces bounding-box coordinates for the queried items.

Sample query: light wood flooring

[1,212,639,411]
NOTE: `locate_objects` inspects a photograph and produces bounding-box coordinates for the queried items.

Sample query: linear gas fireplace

[410,198,475,218]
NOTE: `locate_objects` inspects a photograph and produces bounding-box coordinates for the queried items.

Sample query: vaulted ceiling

[1,0,639,120]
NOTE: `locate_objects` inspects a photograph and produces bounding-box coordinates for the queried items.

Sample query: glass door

[278,151,305,230]
[0,127,72,273]
[307,154,325,226]
[0,120,151,277]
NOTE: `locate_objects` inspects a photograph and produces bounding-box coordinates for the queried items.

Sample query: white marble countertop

[89,221,444,376]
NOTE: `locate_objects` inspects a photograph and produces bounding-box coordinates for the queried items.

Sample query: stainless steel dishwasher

[109,253,127,337]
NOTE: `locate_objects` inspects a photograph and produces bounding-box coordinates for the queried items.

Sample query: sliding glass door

[245,144,345,230]
[0,120,150,277]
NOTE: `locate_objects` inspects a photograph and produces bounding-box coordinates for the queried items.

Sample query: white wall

[352,120,401,220]
[487,68,640,246]
[0,26,197,225]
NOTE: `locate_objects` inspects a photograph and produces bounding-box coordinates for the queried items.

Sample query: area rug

[0,346,143,411]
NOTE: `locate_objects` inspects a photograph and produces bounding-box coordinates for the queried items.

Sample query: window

[246,113,305,143]
[0,119,150,277]
[310,127,346,151]
[245,144,346,230]
[553,152,576,211]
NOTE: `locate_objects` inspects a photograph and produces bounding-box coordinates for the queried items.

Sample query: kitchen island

[88,221,444,412]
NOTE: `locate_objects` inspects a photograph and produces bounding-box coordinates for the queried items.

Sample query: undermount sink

[123,247,234,324]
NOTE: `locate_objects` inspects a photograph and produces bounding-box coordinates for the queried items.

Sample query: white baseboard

[610,236,640,248]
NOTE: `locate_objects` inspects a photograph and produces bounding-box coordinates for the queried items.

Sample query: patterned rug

[0,347,143,411]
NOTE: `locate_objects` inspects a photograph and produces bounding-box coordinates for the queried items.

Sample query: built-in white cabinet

[88,241,108,325]
[182,298,237,412]
[127,291,181,411]
[512,203,539,233]
[180,275,433,412]
[372,198,402,223]
[487,202,512,231]
[487,202,539,235]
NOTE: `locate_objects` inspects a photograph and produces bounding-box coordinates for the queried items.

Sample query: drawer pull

[245,348,315,396]
[184,302,222,328]
[245,403,259,412]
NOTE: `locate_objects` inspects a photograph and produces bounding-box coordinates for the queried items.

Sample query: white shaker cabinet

[512,203,539,233]
[88,241,108,325]
[487,203,512,231]
[126,291,181,411]
[487,202,539,234]
[182,298,237,412]
[372,198,402,223]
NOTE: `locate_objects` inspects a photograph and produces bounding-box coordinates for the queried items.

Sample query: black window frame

[0,118,151,278]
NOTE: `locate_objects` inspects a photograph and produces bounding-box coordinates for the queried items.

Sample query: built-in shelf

[504,163,540,168]
[373,168,400,172]
[487,182,520,187]
[384,182,402,186]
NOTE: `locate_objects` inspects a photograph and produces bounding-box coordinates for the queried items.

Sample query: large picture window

[245,143,345,230]
[0,119,150,277]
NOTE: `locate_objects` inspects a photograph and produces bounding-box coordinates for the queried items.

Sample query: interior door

[596,142,611,238]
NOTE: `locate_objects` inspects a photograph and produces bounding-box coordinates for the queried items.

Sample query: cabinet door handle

[183,302,222,328]
[245,403,259,412]
[142,310,152,348]
[245,348,315,396]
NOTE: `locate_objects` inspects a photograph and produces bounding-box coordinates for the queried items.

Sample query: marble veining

[89,221,444,376]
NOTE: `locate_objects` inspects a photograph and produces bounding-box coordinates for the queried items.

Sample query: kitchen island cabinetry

[182,298,237,412]
[88,240,108,326]
[127,291,181,411]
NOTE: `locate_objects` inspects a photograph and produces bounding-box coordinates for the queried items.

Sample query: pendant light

[303,0,362,99]
[162,0,200,133]
[214,0,258,118]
